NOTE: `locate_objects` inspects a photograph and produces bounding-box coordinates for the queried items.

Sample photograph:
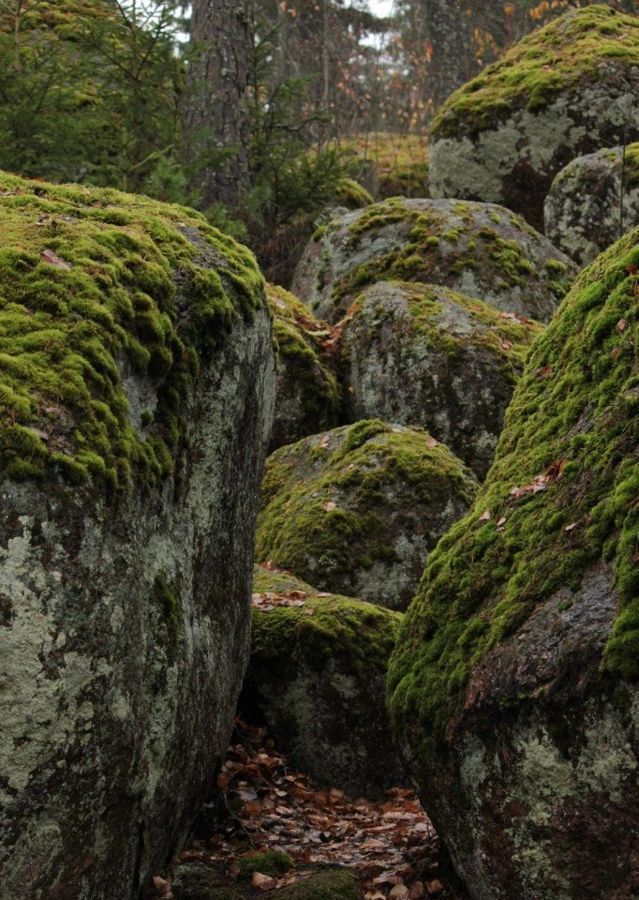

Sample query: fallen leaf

[425,436,439,449]
[252,872,277,891]
[41,248,71,269]
[565,522,577,532]
[497,516,506,528]
[617,319,628,332]
[409,883,425,899]
[390,885,409,898]
[478,510,491,522]
[425,880,443,895]
[324,501,337,512]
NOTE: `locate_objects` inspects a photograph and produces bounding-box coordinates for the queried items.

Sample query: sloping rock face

[268,285,339,451]
[256,421,477,610]
[545,144,639,265]
[242,567,404,798]
[342,281,542,479]
[291,197,574,324]
[388,228,639,899]
[429,6,639,231]
[0,174,275,900]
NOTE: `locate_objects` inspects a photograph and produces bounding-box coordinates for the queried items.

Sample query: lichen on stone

[0,171,265,490]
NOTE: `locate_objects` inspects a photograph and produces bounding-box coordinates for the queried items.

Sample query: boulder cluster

[2,6,639,900]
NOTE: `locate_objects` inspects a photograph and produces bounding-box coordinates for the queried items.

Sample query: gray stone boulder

[291,197,574,324]
[429,6,639,231]
[0,173,275,900]
[341,281,542,479]
[241,566,405,798]
[267,284,339,451]
[256,420,478,610]
[544,143,639,265]
[388,226,639,899]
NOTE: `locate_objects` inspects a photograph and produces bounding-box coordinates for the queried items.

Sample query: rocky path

[150,721,457,900]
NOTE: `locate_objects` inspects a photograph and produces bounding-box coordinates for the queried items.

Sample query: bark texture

[185,0,251,210]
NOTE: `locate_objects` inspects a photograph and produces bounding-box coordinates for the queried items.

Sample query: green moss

[237,851,294,879]
[332,197,571,311]
[0,171,264,493]
[388,226,639,753]
[267,285,339,433]
[432,6,639,139]
[333,177,373,209]
[275,870,360,900]
[256,421,477,601]
[623,143,639,189]
[252,566,402,674]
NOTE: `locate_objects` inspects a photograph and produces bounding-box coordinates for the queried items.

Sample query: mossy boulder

[333,177,374,210]
[256,421,478,610]
[429,5,639,231]
[342,281,543,479]
[291,197,574,324]
[388,228,639,898]
[241,566,404,797]
[544,143,639,265]
[0,173,276,899]
[267,285,339,450]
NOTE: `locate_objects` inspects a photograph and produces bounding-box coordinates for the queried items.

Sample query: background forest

[2,0,634,283]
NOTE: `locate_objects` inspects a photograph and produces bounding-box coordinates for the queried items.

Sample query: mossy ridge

[624,143,639,188]
[388,227,639,751]
[256,420,477,594]
[432,5,639,140]
[252,566,402,674]
[0,171,264,490]
[333,177,374,209]
[332,198,570,308]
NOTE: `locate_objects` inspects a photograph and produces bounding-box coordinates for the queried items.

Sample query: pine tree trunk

[184,0,250,211]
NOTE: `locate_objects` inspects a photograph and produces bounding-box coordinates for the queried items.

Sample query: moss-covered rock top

[0,171,265,491]
[333,177,374,210]
[267,284,339,450]
[292,197,574,324]
[388,226,639,748]
[256,420,478,609]
[251,565,402,674]
[432,5,639,140]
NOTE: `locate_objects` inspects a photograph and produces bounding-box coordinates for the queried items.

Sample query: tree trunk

[184,0,250,211]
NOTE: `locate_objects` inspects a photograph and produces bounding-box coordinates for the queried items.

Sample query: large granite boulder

[388,227,639,899]
[291,197,574,324]
[241,566,404,797]
[544,143,639,265]
[429,5,639,231]
[0,173,275,900]
[256,420,478,610]
[342,281,542,479]
[267,285,339,451]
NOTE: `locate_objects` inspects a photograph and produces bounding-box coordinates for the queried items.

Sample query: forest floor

[154,720,460,900]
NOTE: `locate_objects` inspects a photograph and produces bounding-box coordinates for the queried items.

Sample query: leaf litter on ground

[170,720,450,899]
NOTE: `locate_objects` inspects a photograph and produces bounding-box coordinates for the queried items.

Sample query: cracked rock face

[429,7,639,231]
[0,175,276,900]
[544,145,639,265]
[291,197,574,325]
[341,281,542,479]
[388,227,639,899]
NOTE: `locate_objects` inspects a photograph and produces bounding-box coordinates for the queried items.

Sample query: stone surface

[341,281,542,479]
[388,227,639,899]
[255,420,478,610]
[172,861,361,900]
[242,566,405,798]
[0,173,275,900]
[267,285,339,451]
[291,197,574,324]
[544,143,639,265]
[429,6,639,231]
